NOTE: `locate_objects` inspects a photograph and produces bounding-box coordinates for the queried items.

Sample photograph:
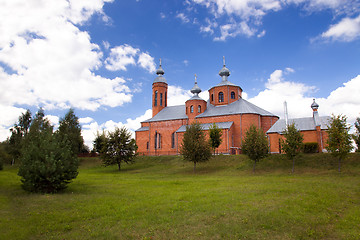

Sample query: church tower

[185,74,207,122]
[152,59,168,117]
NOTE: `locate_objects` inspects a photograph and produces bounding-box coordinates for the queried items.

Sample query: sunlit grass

[1,154,359,239]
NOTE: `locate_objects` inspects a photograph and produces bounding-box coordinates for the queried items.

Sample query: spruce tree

[18,109,79,193]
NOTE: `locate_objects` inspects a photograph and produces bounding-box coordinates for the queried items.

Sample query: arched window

[190,105,194,113]
[165,92,167,107]
[198,105,201,113]
[160,93,163,106]
[218,92,224,103]
[211,94,214,102]
[154,91,158,106]
[171,132,175,148]
[231,91,235,99]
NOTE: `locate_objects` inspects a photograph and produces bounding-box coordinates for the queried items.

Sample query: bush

[0,158,3,170]
[303,142,318,153]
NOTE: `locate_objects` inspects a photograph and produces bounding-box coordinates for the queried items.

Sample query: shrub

[303,142,318,153]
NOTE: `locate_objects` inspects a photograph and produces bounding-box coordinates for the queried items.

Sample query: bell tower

[152,59,168,117]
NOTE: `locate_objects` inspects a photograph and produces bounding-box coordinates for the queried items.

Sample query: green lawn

[1,154,359,239]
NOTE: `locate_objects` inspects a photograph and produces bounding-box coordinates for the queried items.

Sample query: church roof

[196,98,277,118]
[144,105,188,122]
[176,122,233,133]
[267,116,330,134]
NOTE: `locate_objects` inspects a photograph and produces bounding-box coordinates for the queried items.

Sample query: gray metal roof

[267,116,330,134]
[176,122,233,133]
[144,105,188,122]
[196,98,278,118]
[135,126,149,132]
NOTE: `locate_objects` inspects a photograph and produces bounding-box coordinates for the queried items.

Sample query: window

[165,92,167,107]
[219,92,224,103]
[146,142,149,150]
[198,105,201,113]
[154,91,158,106]
[160,93,163,106]
[211,94,214,102]
[231,91,235,99]
[155,132,161,149]
[171,132,175,148]
[190,105,194,113]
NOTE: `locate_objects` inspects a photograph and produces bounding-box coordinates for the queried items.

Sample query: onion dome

[219,56,230,77]
[311,99,319,110]
[191,74,202,96]
[154,58,167,83]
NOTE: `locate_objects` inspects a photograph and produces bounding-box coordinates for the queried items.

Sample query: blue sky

[1,0,360,147]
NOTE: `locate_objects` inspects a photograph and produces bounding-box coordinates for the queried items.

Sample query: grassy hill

[1,154,359,239]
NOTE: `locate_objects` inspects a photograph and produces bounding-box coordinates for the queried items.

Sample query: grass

[0,153,360,239]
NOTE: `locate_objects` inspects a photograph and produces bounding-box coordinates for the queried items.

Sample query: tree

[93,130,107,154]
[281,123,304,173]
[17,109,79,193]
[242,125,268,172]
[180,122,212,172]
[0,140,12,168]
[8,109,32,162]
[57,108,84,155]
[101,127,137,171]
[326,114,353,172]
[209,123,222,154]
[353,117,360,152]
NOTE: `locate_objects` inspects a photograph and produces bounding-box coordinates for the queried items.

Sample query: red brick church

[135,60,330,155]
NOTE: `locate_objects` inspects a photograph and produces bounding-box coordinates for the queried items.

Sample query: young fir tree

[209,123,223,155]
[281,123,304,173]
[8,109,32,163]
[180,122,212,172]
[242,125,269,172]
[353,117,360,152]
[18,109,79,193]
[57,108,84,155]
[326,114,353,172]
[93,130,107,154]
[101,127,137,171]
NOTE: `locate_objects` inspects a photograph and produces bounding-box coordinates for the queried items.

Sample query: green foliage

[93,130,107,154]
[57,108,84,155]
[242,125,268,172]
[326,114,353,172]
[303,142,318,153]
[8,109,32,162]
[209,123,222,154]
[180,121,212,172]
[353,117,360,152]
[101,127,137,171]
[0,140,12,166]
[281,123,304,173]
[17,109,79,193]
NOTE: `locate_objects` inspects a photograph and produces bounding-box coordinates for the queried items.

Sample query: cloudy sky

[1,0,360,147]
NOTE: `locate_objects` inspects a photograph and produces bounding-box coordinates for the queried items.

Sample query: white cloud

[138,52,156,73]
[79,117,95,124]
[190,0,360,41]
[105,44,139,71]
[176,13,190,23]
[320,15,360,42]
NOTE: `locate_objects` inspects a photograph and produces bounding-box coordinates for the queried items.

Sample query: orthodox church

[135,60,279,155]
[135,59,330,155]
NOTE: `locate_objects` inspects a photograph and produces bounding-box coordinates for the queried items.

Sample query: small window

[155,132,161,149]
[198,105,201,113]
[165,92,167,107]
[146,142,149,150]
[219,92,224,103]
[231,91,235,99]
[154,91,158,106]
[160,93,163,106]
[171,132,175,148]
[190,105,194,113]
[211,94,214,102]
